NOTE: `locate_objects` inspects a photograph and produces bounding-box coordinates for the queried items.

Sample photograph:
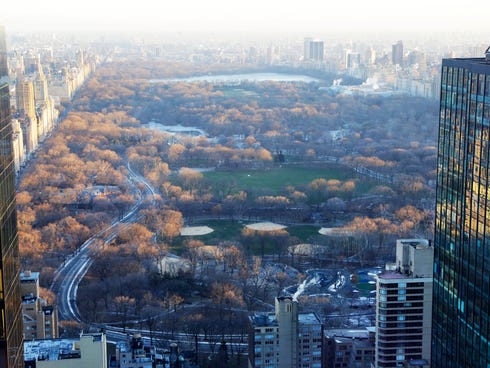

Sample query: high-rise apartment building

[432,51,490,367]
[248,296,323,368]
[0,25,24,368]
[375,239,433,368]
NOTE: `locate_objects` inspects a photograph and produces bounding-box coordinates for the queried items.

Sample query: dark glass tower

[0,26,24,368]
[432,54,490,366]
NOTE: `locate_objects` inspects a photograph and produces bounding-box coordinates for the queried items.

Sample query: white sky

[1,0,489,34]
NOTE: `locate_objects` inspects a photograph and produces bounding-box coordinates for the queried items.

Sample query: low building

[112,334,153,368]
[24,333,107,368]
[323,327,375,368]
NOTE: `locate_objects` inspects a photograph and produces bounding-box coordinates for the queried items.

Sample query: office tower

[0,25,24,368]
[392,40,403,66]
[248,296,323,368]
[375,239,433,368]
[432,51,490,367]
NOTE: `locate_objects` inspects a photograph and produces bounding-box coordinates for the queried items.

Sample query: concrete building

[21,116,38,156]
[113,334,153,368]
[323,327,375,368]
[374,239,433,368]
[248,296,322,368]
[16,78,37,121]
[20,271,59,340]
[24,333,107,368]
[11,119,25,172]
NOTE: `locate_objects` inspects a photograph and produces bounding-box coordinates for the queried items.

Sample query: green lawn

[217,87,258,98]
[203,165,353,193]
[172,219,321,250]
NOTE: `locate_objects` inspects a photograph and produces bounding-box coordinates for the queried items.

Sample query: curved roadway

[50,163,157,322]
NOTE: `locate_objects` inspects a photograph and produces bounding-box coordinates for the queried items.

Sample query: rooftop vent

[486,46,490,63]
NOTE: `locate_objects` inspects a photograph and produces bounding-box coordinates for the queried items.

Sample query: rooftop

[250,312,321,326]
[324,328,373,339]
[24,333,104,362]
[250,313,277,327]
[20,271,40,282]
[299,312,321,324]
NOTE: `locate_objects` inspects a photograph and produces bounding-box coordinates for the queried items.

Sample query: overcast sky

[1,0,489,35]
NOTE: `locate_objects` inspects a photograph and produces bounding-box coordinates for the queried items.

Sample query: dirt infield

[319,227,353,236]
[245,222,287,231]
[180,226,214,236]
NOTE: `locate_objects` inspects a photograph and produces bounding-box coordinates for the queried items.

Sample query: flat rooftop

[25,339,80,361]
[250,312,321,326]
[299,312,321,324]
[20,271,40,282]
[24,334,104,362]
[324,328,373,339]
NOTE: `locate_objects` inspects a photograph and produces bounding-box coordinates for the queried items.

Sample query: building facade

[375,239,433,368]
[248,296,322,368]
[20,271,59,340]
[432,54,490,367]
[0,25,24,368]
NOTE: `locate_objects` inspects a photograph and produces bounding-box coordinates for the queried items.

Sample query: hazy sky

[2,0,490,34]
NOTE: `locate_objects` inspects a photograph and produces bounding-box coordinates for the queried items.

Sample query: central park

[16,60,438,366]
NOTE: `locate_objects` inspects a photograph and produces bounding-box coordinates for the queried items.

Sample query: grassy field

[218,87,259,98]
[172,219,322,251]
[203,165,354,193]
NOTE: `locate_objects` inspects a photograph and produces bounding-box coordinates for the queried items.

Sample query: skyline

[2,0,490,36]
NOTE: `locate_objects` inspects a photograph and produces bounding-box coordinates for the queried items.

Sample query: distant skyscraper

[304,37,312,60]
[0,25,24,368]
[432,51,490,367]
[392,40,403,65]
[309,40,324,62]
[304,38,324,62]
[375,239,433,367]
[346,52,361,69]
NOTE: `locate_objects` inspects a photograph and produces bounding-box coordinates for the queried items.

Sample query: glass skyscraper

[0,26,24,368]
[432,54,490,366]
